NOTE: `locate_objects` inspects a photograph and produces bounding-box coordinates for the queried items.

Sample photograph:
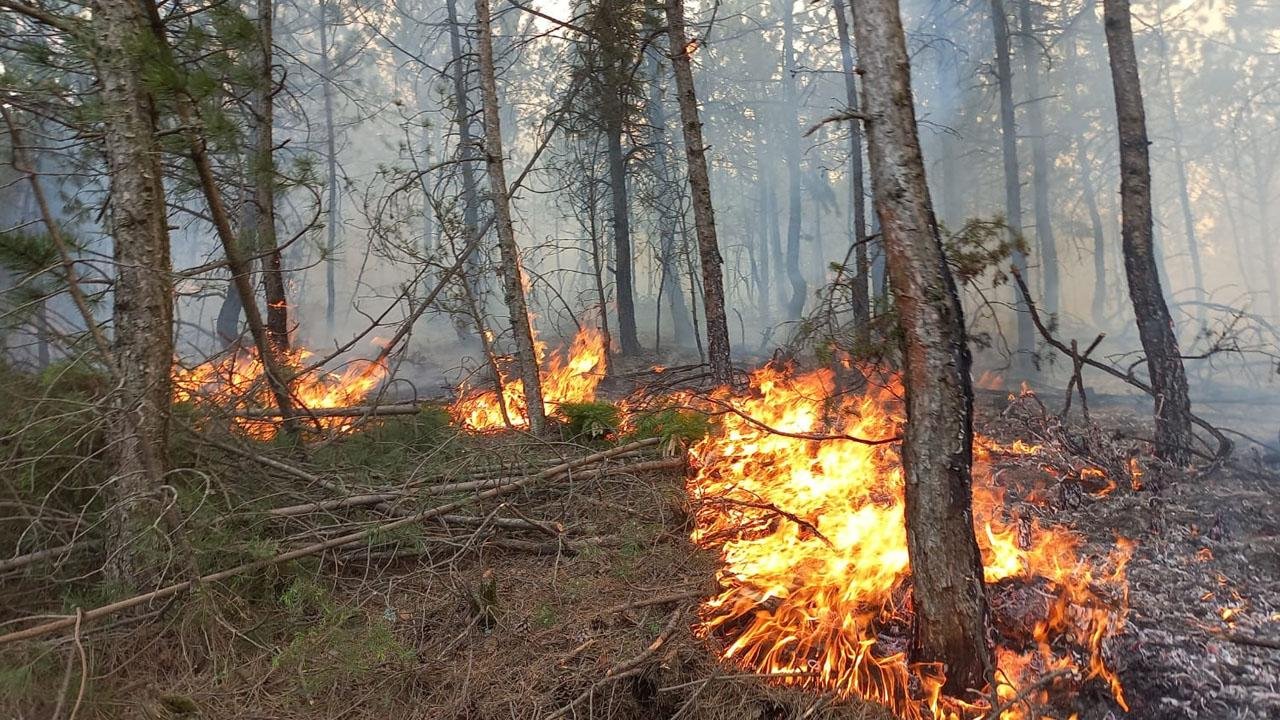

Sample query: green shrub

[558,401,620,439]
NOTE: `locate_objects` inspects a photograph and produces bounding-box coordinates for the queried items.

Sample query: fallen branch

[1011,270,1232,460]
[546,607,685,720]
[267,456,686,517]
[0,438,658,645]
[236,403,427,419]
[0,540,97,574]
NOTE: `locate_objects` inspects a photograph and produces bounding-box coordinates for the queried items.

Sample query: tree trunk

[833,0,869,340]
[1103,0,1195,464]
[1017,0,1059,318]
[474,0,546,434]
[94,0,174,581]
[254,0,288,351]
[990,0,1034,372]
[607,105,640,354]
[1154,0,1206,326]
[1077,141,1109,326]
[850,0,994,694]
[448,0,484,309]
[318,0,340,337]
[779,0,807,321]
[665,0,732,384]
[646,58,696,347]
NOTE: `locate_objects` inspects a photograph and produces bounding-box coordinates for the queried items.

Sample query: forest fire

[450,326,607,430]
[173,348,387,439]
[687,366,1134,718]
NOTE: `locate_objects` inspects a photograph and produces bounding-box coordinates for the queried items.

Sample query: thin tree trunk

[1017,0,1059,318]
[850,0,993,694]
[754,149,773,328]
[646,57,696,347]
[1103,0,1195,464]
[1063,2,1109,326]
[318,0,340,337]
[94,0,174,581]
[1154,0,1206,325]
[447,0,484,307]
[1077,141,1108,326]
[254,0,287,350]
[990,0,1034,371]
[833,0,869,341]
[607,107,640,354]
[475,0,546,433]
[665,0,732,383]
[780,0,807,321]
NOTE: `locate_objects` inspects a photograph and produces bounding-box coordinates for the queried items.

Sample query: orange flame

[450,326,607,430]
[173,347,387,439]
[687,365,1133,718]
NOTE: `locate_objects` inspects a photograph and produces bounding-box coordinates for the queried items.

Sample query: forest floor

[1,363,1277,720]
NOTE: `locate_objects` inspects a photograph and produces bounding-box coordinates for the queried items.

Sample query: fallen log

[0,438,659,645]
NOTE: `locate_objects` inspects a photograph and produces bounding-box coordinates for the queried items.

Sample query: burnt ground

[1,374,1276,719]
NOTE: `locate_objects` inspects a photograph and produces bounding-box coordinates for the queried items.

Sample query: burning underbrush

[450,326,608,431]
[440,326,1136,717]
[685,367,1134,719]
[172,346,387,439]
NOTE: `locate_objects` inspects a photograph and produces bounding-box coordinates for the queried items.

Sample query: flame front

[450,326,607,430]
[688,366,1133,718]
[173,347,387,439]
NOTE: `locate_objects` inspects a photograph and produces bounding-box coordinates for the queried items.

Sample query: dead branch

[1011,270,1233,460]
[803,108,870,137]
[0,438,658,645]
[545,607,685,720]
[236,403,427,419]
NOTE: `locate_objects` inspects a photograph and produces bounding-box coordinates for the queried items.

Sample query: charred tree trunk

[94,0,174,581]
[665,0,732,383]
[833,0,869,340]
[318,0,340,337]
[607,104,640,354]
[647,59,696,347]
[255,0,287,350]
[850,0,994,694]
[1017,0,1059,318]
[780,0,807,321]
[1103,0,1194,464]
[475,0,546,433]
[990,0,1034,372]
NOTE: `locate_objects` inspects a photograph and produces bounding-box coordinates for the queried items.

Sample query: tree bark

[850,0,994,694]
[474,0,546,433]
[779,0,808,321]
[665,0,732,383]
[1017,0,1059,318]
[607,104,640,354]
[93,0,174,582]
[990,0,1034,371]
[1103,0,1195,464]
[255,0,288,350]
[833,0,869,341]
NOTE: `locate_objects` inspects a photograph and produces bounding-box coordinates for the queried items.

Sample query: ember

[173,347,387,439]
[686,365,1134,718]
[450,326,607,430]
